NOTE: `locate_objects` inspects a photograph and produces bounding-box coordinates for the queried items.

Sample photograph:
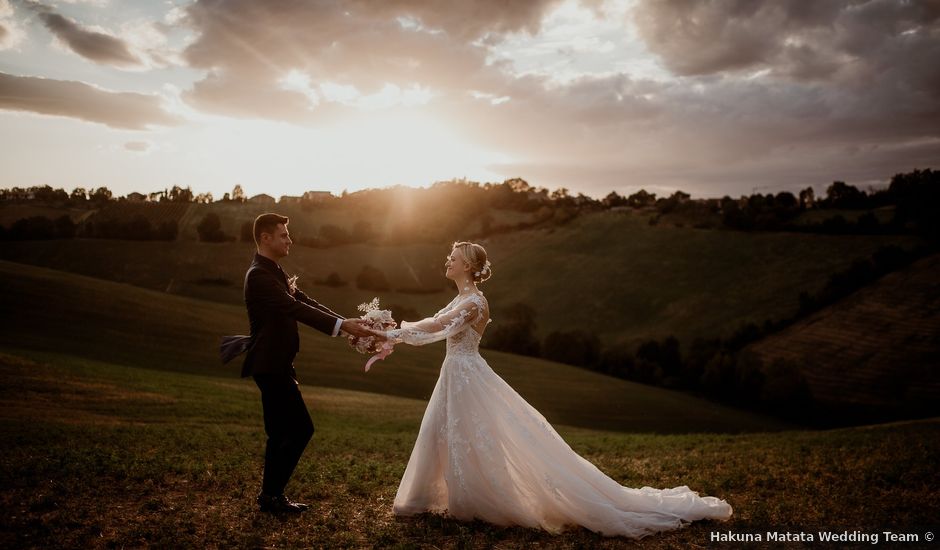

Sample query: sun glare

[194,108,510,198]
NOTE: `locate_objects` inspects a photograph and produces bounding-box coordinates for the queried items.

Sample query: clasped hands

[341,318,389,341]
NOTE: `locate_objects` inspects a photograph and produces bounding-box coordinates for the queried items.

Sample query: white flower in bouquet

[286,274,298,295]
[348,297,397,354]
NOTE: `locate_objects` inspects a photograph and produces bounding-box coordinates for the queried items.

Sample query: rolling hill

[744,252,940,420]
[0,260,786,434]
[0,208,925,353]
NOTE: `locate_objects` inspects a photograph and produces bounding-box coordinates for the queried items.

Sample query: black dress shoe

[257,493,309,514]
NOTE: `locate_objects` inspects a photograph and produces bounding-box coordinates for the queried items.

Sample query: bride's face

[444,249,469,281]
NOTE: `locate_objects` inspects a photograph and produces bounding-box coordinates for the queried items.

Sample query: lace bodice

[446,323,485,357]
[386,293,489,358]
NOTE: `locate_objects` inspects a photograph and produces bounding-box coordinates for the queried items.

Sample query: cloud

[0,0,26,50]
[0,71,178,129]
[163,0,940,196]
[27,1,142,67]
[175,0,561,117]
[124,140,150,152]
[633,0,940,90]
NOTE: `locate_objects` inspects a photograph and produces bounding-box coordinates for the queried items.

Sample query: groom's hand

[341,319,375,338]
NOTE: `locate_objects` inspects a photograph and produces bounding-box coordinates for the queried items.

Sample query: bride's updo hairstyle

[453,241,492,284]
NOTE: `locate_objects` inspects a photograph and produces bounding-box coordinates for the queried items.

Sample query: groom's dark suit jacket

[241,253,344,378]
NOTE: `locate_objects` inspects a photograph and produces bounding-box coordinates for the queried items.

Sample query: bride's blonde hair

[453,241,492,284]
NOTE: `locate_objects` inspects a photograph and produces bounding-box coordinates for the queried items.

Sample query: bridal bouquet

[348,297,397,371]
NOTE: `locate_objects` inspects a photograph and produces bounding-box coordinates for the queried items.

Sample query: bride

[381,241,732,539]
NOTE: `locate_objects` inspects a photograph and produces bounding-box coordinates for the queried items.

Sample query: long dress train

[386,293,732,538]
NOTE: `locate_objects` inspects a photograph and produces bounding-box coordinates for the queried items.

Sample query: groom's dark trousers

[253,373,315,496]
[241,253,344,496]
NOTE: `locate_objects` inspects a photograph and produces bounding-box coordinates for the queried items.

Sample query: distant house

[249,193,276,205]
[302,190,333,203]
[279,195,303,205]
[126,192,146,202]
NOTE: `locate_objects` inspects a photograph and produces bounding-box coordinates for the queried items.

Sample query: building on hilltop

[248,193,276,205]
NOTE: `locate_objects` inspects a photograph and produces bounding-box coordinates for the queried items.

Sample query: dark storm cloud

[26,1,141,67]
[0,72,177,129]
[633,0,940,91]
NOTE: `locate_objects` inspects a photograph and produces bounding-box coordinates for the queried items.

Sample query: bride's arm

[386,296,483,346]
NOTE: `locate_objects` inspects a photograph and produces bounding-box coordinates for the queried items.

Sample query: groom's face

[264,223,292,258]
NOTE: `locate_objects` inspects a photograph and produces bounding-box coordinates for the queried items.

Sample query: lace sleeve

[387,294,484,346]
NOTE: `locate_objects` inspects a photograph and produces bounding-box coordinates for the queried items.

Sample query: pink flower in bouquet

[348,297,397,355]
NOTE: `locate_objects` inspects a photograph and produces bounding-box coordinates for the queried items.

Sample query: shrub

[542,329,601,368]
[482,302,540,356]
[315,272,347,287]
[356,265,390,291]
[197,213,231,242]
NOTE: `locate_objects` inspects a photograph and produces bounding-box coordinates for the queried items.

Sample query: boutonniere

[287,274,298,295]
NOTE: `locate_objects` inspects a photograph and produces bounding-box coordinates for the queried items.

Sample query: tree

[656,190,691,215]
[798,187,815,209]
[54,215,76,238]
[825,181,866,209]
[482,302,540,356]
[240,221,254,243]
[888,168,940,242]
[70,187,87,202]
[356,265,390,291]
[232,184,246,203]
[168,185,194,203]
[603,191,628,208]
[627,189,656,208]
[126,215,153,240]
[10,216,56,239]
[550,187,570,200]
[155,221,178,241]
[320,224,351,246]
[196,213,230,242]
[89,187,113,205]
[542,330,600,368]
[316,272,346,287]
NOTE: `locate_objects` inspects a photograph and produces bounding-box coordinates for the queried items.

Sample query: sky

[0,0,938,200]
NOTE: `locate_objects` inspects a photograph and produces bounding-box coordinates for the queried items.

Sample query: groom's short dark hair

[253,213,289,246]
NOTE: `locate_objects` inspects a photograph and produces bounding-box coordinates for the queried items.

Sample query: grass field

[1,350,937,549]
[0,208,925,353]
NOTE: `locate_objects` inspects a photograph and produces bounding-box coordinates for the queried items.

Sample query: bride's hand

[367,328,389,342]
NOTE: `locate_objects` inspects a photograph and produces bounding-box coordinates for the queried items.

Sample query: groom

[239,213,380,514]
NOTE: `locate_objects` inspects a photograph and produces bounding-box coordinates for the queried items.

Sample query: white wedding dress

[385,292,733,538]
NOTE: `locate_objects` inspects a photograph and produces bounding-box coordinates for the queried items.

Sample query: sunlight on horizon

[148,107,515,198]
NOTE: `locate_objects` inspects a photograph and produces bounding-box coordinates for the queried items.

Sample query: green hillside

[0,208,924,352]
[745,252,940,417]
[1,350,936,548]
[483,210,926,348]
[0,260,785,434]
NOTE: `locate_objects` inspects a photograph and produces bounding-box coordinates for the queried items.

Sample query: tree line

[4,169,938,245]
